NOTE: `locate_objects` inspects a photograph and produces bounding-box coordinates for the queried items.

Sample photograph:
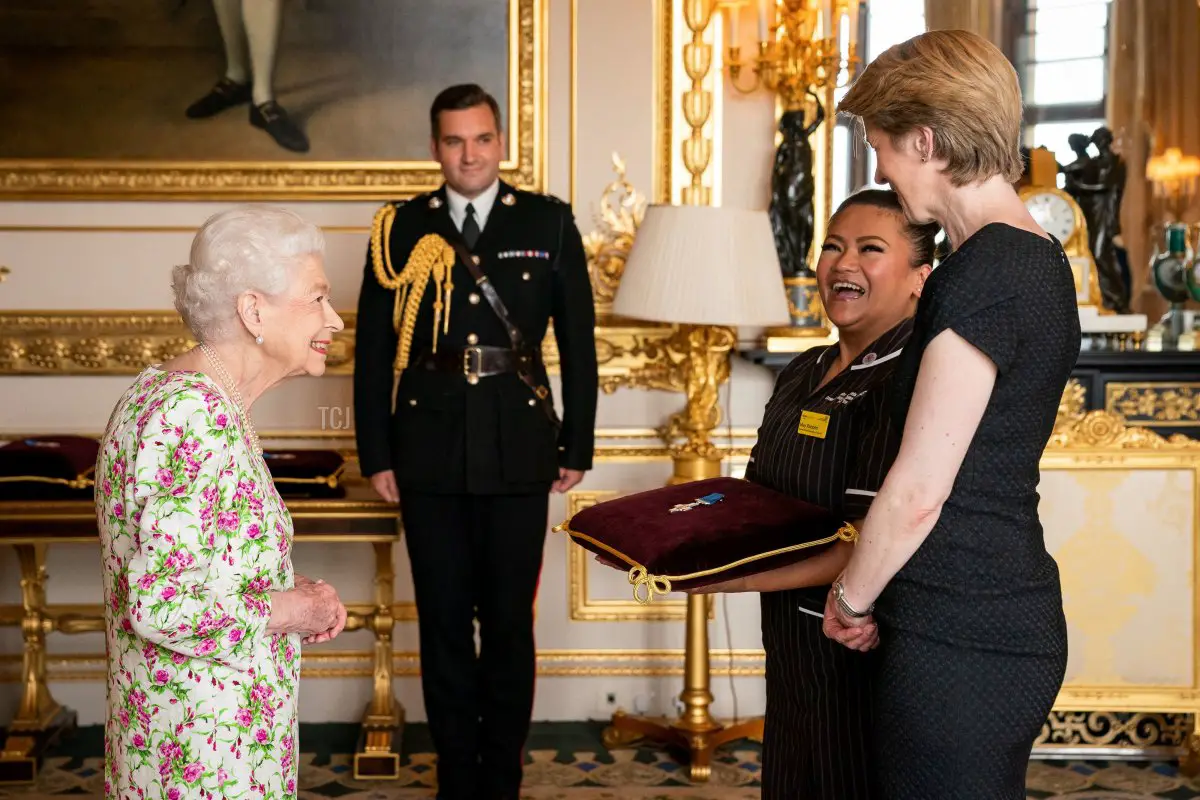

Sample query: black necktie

[462,202,481,249]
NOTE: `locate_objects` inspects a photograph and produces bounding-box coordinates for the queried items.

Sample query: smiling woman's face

[815,203,928,335]
[255,254,344,378]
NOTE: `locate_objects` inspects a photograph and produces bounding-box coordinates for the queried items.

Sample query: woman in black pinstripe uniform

[691,189,936,800]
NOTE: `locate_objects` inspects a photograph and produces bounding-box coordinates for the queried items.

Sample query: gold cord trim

[269,462,346,489]
[552,520,859,604]
[0,474,94,489]
[0,464,95,490]
[370,204,456,370]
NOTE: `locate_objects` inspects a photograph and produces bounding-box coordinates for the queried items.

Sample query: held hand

[822,589,880,652]
[370,469,399,504]
[552,468,585,494]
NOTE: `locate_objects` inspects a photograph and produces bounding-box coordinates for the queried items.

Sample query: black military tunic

[353,180,598,800]
[355,180,598,493]
[745,318,910,800]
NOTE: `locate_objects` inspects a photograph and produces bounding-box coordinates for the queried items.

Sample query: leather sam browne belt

[442,237,563,434]
[411,346,538,383]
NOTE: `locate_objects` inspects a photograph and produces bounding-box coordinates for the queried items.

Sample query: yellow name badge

[797,410,830,439]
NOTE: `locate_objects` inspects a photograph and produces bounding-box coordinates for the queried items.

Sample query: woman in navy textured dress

[824,30,1080,799]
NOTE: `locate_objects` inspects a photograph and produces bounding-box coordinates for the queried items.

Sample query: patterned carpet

[2,723,1199,799]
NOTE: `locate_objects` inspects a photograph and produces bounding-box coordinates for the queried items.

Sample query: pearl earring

[255,335,264,345]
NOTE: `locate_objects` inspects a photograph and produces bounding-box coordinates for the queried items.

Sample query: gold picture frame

[0,0,545,201]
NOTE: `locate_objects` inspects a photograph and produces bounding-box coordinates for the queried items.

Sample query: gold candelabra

[722,0,860,109]
[722,0,860,349]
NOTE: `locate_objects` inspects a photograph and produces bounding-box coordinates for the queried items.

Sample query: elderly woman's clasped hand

[286,575,348,644]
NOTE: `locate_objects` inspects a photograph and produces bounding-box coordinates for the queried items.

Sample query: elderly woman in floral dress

[96,205,348,800]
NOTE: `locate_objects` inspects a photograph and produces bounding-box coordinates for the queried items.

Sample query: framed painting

[0,0,545,200]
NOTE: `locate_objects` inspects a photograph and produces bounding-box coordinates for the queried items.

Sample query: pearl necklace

[199,343,263,457]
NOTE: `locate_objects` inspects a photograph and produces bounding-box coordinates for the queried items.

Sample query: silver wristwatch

[833,579,874,619]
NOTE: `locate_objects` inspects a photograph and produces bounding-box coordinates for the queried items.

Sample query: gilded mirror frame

[0,0,546,201]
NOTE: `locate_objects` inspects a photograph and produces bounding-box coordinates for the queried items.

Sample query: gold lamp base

[603,338,764,780]
[600,589,765,782]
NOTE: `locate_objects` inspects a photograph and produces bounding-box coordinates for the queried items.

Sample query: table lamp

[614,203,790,483]
[605,203,790,779]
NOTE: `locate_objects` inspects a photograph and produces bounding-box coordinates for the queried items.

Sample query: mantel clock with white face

[1018,183,1103,310]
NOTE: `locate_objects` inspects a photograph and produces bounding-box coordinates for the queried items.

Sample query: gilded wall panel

[1039,467,1195,688]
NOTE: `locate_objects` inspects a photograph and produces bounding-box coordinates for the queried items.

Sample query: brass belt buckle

[463,346,482,385]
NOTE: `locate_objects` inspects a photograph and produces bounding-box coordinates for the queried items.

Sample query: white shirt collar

[445,180,501,232]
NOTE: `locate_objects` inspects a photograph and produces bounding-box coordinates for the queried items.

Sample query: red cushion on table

[0,435,100,501]
[262,449,346,498]
[554,476,853,600]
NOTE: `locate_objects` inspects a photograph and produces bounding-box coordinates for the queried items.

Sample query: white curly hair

[172,205,326,343]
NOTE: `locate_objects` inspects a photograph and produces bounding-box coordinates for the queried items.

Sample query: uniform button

[522,271,531,281]
[469,292,480,304]
[527,398,536,407]
[467,374,479,385]
[408,398,417,407]
[472,255,481,265]
[466,333,478,345]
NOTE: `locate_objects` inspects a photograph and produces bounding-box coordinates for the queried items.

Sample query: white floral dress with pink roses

[96,367,301,800]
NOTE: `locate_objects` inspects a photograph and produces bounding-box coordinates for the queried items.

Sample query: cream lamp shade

[612,204,791,327]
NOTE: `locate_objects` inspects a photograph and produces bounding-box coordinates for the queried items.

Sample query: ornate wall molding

[0,649,766,682]
[1051,378,1200,449]
[0,310,688,390]
[1049,410,1200,450]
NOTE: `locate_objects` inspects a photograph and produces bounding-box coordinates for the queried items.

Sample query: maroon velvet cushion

[0,435,100,501]
[553,477,855,601]
[262,449,347,498]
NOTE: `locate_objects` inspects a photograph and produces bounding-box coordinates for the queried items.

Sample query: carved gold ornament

[1034,711,1191,751]
[1048,409,1200,450]
[582,153,647,314]
[1107,383,1200,427]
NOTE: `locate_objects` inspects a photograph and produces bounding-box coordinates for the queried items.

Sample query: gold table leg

[601,593,763,783]
[0,544,77,786]
[352,541,404,780]
[1182,716,1200,777]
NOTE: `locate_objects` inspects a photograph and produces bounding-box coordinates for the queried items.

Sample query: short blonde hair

[839,29,1024,186]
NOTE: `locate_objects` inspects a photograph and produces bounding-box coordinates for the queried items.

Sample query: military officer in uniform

[353,83,598,800]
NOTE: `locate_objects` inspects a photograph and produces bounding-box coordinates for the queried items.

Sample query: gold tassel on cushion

[370,204,456,370]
